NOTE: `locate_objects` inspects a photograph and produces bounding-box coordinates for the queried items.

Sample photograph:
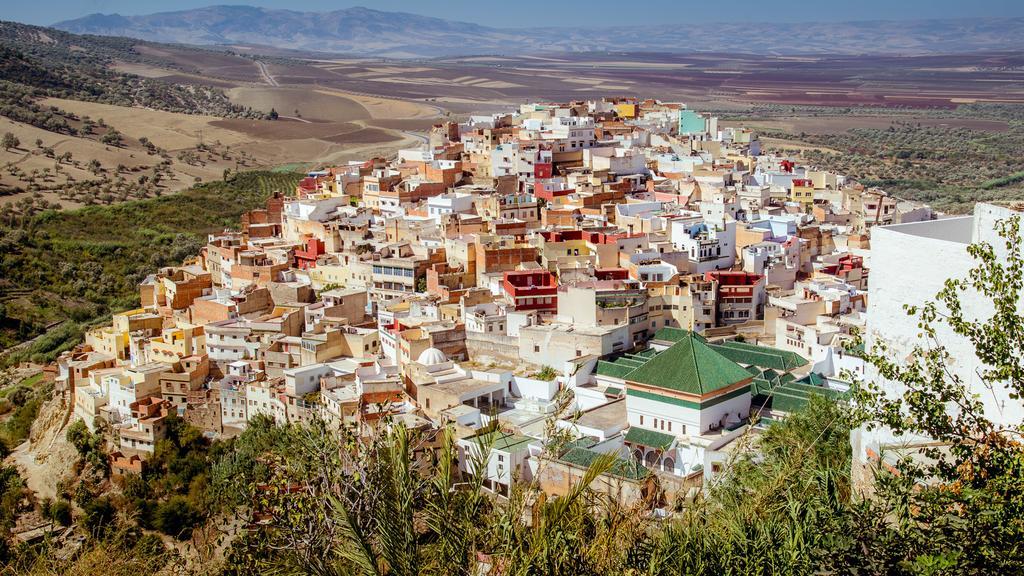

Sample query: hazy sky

[9,0,1024,27]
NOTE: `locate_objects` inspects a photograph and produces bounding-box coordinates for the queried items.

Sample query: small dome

[416,347,448,366]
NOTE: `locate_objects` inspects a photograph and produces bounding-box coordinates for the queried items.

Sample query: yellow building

[615,103,638,119]
[790,179,816,208]
[307,259,372,290]
[147,324,206,364]
[85,309,163,361]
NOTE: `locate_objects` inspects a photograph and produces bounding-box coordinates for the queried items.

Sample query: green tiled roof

[624,427,676,449]
[605,386,622,396]
[710,341,808,371]
[596,360,634,379]
[769,378,845,413]
[750,368,798,396]
[470,430,534,453]
[795,372,825,387]
[564,436,599,450]
[652,326,691,343]
[560,447,649,481]
[624,331,753,395]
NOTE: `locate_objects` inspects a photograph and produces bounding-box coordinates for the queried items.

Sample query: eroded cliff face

[9,393,76,501]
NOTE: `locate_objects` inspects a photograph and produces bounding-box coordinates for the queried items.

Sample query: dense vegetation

[0,22,266,120]
[0,372,52,452]
[0,170,302,362]
[749,103,1024,213]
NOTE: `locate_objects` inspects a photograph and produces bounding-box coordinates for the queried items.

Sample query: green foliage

[852,214,1024,573]
[763,119,1024,213]
[0,171,300,357]
[111,414,217,540]
[80,495,117,538]
[152,495,202,540]
[980,170,1024,190]
[41,497,73,526]
[100,127,123,147]
[0,465,26,532]
[531,365,558,381]
[0,132,17,151]
[0,376,52,450]
[65,418,107,472]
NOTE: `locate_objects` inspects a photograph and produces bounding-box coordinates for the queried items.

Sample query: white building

[671,218,737,274]
[851,203,1024,485]
[427,192,476,219]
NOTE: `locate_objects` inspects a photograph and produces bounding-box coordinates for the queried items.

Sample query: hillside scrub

[762,118,1024,213]
[0,171,301,362]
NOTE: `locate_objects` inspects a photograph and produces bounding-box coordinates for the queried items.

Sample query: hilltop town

[7,96,1022,566]
[55,98,936,481]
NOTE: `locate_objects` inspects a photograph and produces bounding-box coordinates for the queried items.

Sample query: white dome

[416,347,448,366]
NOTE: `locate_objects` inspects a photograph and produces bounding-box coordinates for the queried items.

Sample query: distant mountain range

[51,5,1024,58]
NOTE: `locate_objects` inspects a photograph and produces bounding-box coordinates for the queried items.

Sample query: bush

[80,496,117,538]
[152,495,201,540]
[43,498,72,526]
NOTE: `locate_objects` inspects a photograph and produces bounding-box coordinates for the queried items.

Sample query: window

[534,345,540,352]
[639,415,644,425]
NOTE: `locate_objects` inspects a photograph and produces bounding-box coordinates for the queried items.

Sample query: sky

[8,0,1024,28]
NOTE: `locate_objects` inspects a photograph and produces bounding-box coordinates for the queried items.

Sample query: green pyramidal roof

[624,331,753,396]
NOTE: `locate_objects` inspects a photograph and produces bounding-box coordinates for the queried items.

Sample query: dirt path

[401,130,429,145]
[256,61,279,87]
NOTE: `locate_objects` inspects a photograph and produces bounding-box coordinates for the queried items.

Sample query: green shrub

[152,495,201,540]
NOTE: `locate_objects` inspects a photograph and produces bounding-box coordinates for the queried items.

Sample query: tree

[101,128,123,147]
[153,495,201,540]
[852,214,1024,572]
[80,496,117,538]
[1,133,18,152]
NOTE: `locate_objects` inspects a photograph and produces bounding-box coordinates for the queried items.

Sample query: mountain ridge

[52,5,1024,58]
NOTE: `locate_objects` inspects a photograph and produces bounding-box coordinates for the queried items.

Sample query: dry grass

[42,98,251,150]
[226,86,371,122]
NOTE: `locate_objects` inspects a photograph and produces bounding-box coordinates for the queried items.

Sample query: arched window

[644,451,659,468]
[633,448,644,463]
[662,457,675,473]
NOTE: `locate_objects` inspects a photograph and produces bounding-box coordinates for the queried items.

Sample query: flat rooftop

[878,215,972,244]
[574,399,627,431]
